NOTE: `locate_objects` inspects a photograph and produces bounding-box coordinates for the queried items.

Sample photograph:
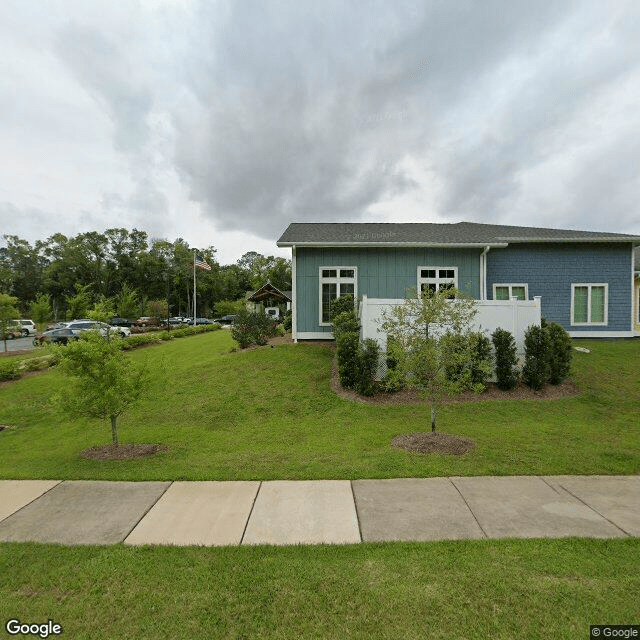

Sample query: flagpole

[193,249,196,324]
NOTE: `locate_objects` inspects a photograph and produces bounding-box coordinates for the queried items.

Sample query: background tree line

[0,229,291,321]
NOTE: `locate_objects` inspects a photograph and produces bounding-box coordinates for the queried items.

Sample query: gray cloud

[1,0,639,257]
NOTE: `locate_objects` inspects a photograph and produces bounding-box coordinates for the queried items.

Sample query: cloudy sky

[1,0,639,264]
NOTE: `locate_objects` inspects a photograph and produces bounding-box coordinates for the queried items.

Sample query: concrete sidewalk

[0,476,638,547]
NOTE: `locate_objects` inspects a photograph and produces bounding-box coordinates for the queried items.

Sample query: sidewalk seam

[122,481,174,543]
[349,480,364,543]
[0,480,62,524]
[239,481,262,545]
[449,478,488,538]
[540,477,631,537]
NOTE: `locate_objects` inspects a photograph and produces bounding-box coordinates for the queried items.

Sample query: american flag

[194,254,211,271]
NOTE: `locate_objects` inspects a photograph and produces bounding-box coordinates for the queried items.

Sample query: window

[493,284,528,301]
[571,283,608,326]
[417,267,458,297]
[319,267,357,324]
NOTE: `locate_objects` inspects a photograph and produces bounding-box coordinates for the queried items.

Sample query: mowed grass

[0,331,638,480]
[1,538,638,639]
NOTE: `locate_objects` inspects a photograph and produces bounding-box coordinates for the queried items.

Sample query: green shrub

[379,368,405,393]
[122,334,163,349]
[0,360,20,381]
[329,295,355,321]
[442,333,468,384]
[522,324,550,390]
[492,328,519,390]
[231,310,277,348]
[336,331,360,389]
[470,332,493,388]
[357,338,380,396]
[283,309,292,332]
[332,310,360,338]
[547,322,572,384]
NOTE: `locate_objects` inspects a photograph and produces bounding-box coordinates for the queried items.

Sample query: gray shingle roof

[277,221,640,246]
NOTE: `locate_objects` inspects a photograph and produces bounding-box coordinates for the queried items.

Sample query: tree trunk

[110,415,119,446]
[431,405,437,433]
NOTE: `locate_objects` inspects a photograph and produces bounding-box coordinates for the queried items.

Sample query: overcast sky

[1,0,639,264]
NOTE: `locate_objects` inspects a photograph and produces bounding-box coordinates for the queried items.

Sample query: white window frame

[571,283,608,326]
[319,266,357,326]
[417,266,458,295]
[492,283,529,300]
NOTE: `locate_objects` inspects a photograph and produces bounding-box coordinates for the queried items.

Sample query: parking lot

[0,337,35,353]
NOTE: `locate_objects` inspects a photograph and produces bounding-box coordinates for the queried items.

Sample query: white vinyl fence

[359,295,542,356]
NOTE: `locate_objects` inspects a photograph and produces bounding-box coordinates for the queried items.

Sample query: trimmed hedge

[547,322,572,384]
[522,324,551,390]
[492,328,519,390]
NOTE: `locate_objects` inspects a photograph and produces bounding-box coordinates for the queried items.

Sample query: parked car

[1,322,22,340]
[213,315,237,325]
[110,317,134,327]
[16,319,37,336]
[111,325,131,338]
[186,317,215,325]
[64,320,129,338]
[33,328,79,346]
[135,316,159,327]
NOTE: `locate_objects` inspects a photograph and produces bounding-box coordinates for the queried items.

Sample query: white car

[18,319,37,337]
[64,320,130,338]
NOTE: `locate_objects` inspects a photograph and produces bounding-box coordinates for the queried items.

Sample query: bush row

[0,354,58,382]
[491,322,572,390]
[120,323,221,349]
[0,324,221,383]
[377,321,573,395]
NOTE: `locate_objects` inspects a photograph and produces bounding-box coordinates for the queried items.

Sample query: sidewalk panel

[544,475,640,536]
[452,476,624,539]
[0,480,170,545]
[242,480,360,546]
[125,481,260,546]
[353,478,485,542]
[0,480,60,522]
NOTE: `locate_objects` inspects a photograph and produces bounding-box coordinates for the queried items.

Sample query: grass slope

[0,332,638,480]
[1,538,638,639]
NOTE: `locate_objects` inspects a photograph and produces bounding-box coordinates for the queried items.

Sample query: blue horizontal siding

[487,243,633,332]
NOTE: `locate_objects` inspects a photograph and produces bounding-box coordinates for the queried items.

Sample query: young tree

[29,294,52,328]
[0,293,20,352]
[380,287,480,432]
[54,332,149,445]
[87,297,115,324]
[115,283,139,319]
[147,299,168,320]
[65,283,92,320]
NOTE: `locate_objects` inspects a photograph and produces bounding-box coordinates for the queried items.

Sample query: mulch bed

[80,444,167,460]
[392,432,476,455]
[329,357,580,406]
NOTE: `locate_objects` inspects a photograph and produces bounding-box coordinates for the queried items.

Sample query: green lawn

[1,538,638,639]
[1,333,638,639]
[0,331,639,480]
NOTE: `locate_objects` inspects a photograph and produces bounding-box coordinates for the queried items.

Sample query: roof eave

[276,241,510,248]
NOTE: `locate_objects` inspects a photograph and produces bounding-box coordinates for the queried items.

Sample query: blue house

[276,222,640,340]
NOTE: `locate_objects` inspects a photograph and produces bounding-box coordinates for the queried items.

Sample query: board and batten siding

[486,242,633,334]
[295,247,481,334]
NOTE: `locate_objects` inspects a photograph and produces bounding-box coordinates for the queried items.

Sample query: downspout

[480,246,490,300]
[292,245,297,343]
